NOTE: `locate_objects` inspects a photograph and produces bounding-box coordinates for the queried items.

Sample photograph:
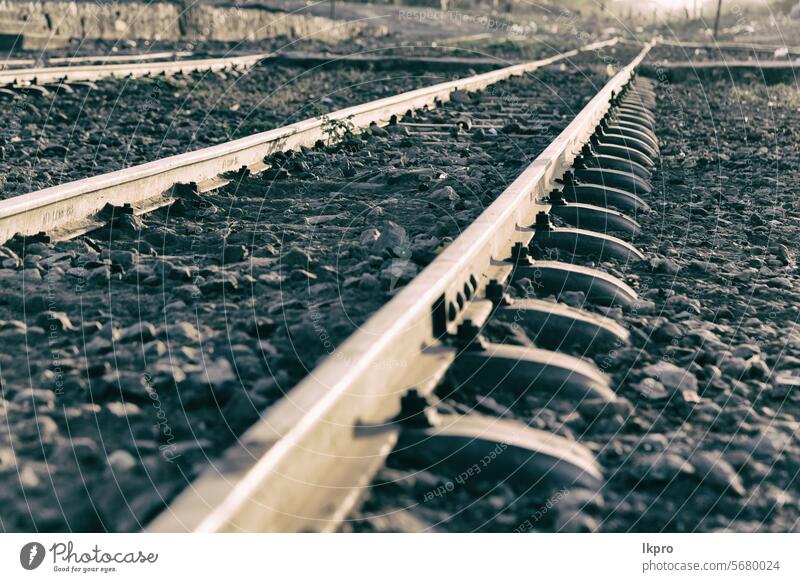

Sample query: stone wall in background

[0,0,375,42]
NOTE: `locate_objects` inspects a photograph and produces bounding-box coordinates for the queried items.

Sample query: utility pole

[713,0,723,39]
[178,0,191,38]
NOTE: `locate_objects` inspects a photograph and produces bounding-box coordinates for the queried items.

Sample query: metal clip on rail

[394,397,605,492]
[393,309,612,492]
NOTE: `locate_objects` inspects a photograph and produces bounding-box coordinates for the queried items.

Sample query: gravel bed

[3,37,382,64]
[563,42,642,68]
[0,38,632,199]
[2,32,582,66]
[351,76,800,532]
[0,63,608,532]
[0,62,452,197]
[356,36,582,61]
[647,44,793,63]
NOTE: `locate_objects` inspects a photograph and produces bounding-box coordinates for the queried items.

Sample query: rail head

[147,42,653,533]
[656,38,800,54]
[0,52,272,86]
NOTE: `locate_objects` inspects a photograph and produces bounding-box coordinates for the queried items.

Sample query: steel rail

[147,42,653,533]
[657,38,800,54]
[45,51,196,66]
[0,52,271,86]
[0,38,622,87]
[1,51,197,69]
[1,58,38,69]
[273,51,512,70]
[0,38,619,245]
[430,32,494,46]
[641,59,799,83]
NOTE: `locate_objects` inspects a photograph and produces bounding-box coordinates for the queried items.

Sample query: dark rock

[162,322,202,343]
[174,284,201,301]
[642,361,698,394]
[732,344,760,359]
[35,311,76,332]
[654,321,684,342]
[199,273,238,295]
[107,449,138,472]
[630,377,669,400]
[223,244,249,263]
[12,388,56,409]
[283,247,311,268]
[371,221,409,257]
[690,452,746,496]
[579,397,633,419]
[629,453,695,484]
[450,90,471,104]
[108,250,137,268]
[17,416,60,447]
[650,256,681,274]
[119,322,156,344]
[430,186,459,203]
[188,358,235,388]
[100,372,153,402]
[51,437,100,466]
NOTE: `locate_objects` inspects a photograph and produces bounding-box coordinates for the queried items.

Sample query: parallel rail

[0,38,620,245]
[0,52,270,86]
[147,42,654,533]
[0,38,622,87]
[1,50,195,69]
[0,51,514,85]
[272,51,511,71]
[657,38,800,55]
[641,59,799,82]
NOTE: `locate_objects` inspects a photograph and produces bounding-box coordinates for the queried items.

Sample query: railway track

[141,42,657,532]
[0,50,196,70]
[642,59,799,84]
[0,51,504,90]
[0,39,660,532]
[647,38,800,80]
[0,38,622,91]
[656,38,800,58]
[0,39,621,240]
[0,50,512,91]
[0,52,270,88]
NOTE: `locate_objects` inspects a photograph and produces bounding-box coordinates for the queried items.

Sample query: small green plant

[307,102,361,150]
[321,114,357,145]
